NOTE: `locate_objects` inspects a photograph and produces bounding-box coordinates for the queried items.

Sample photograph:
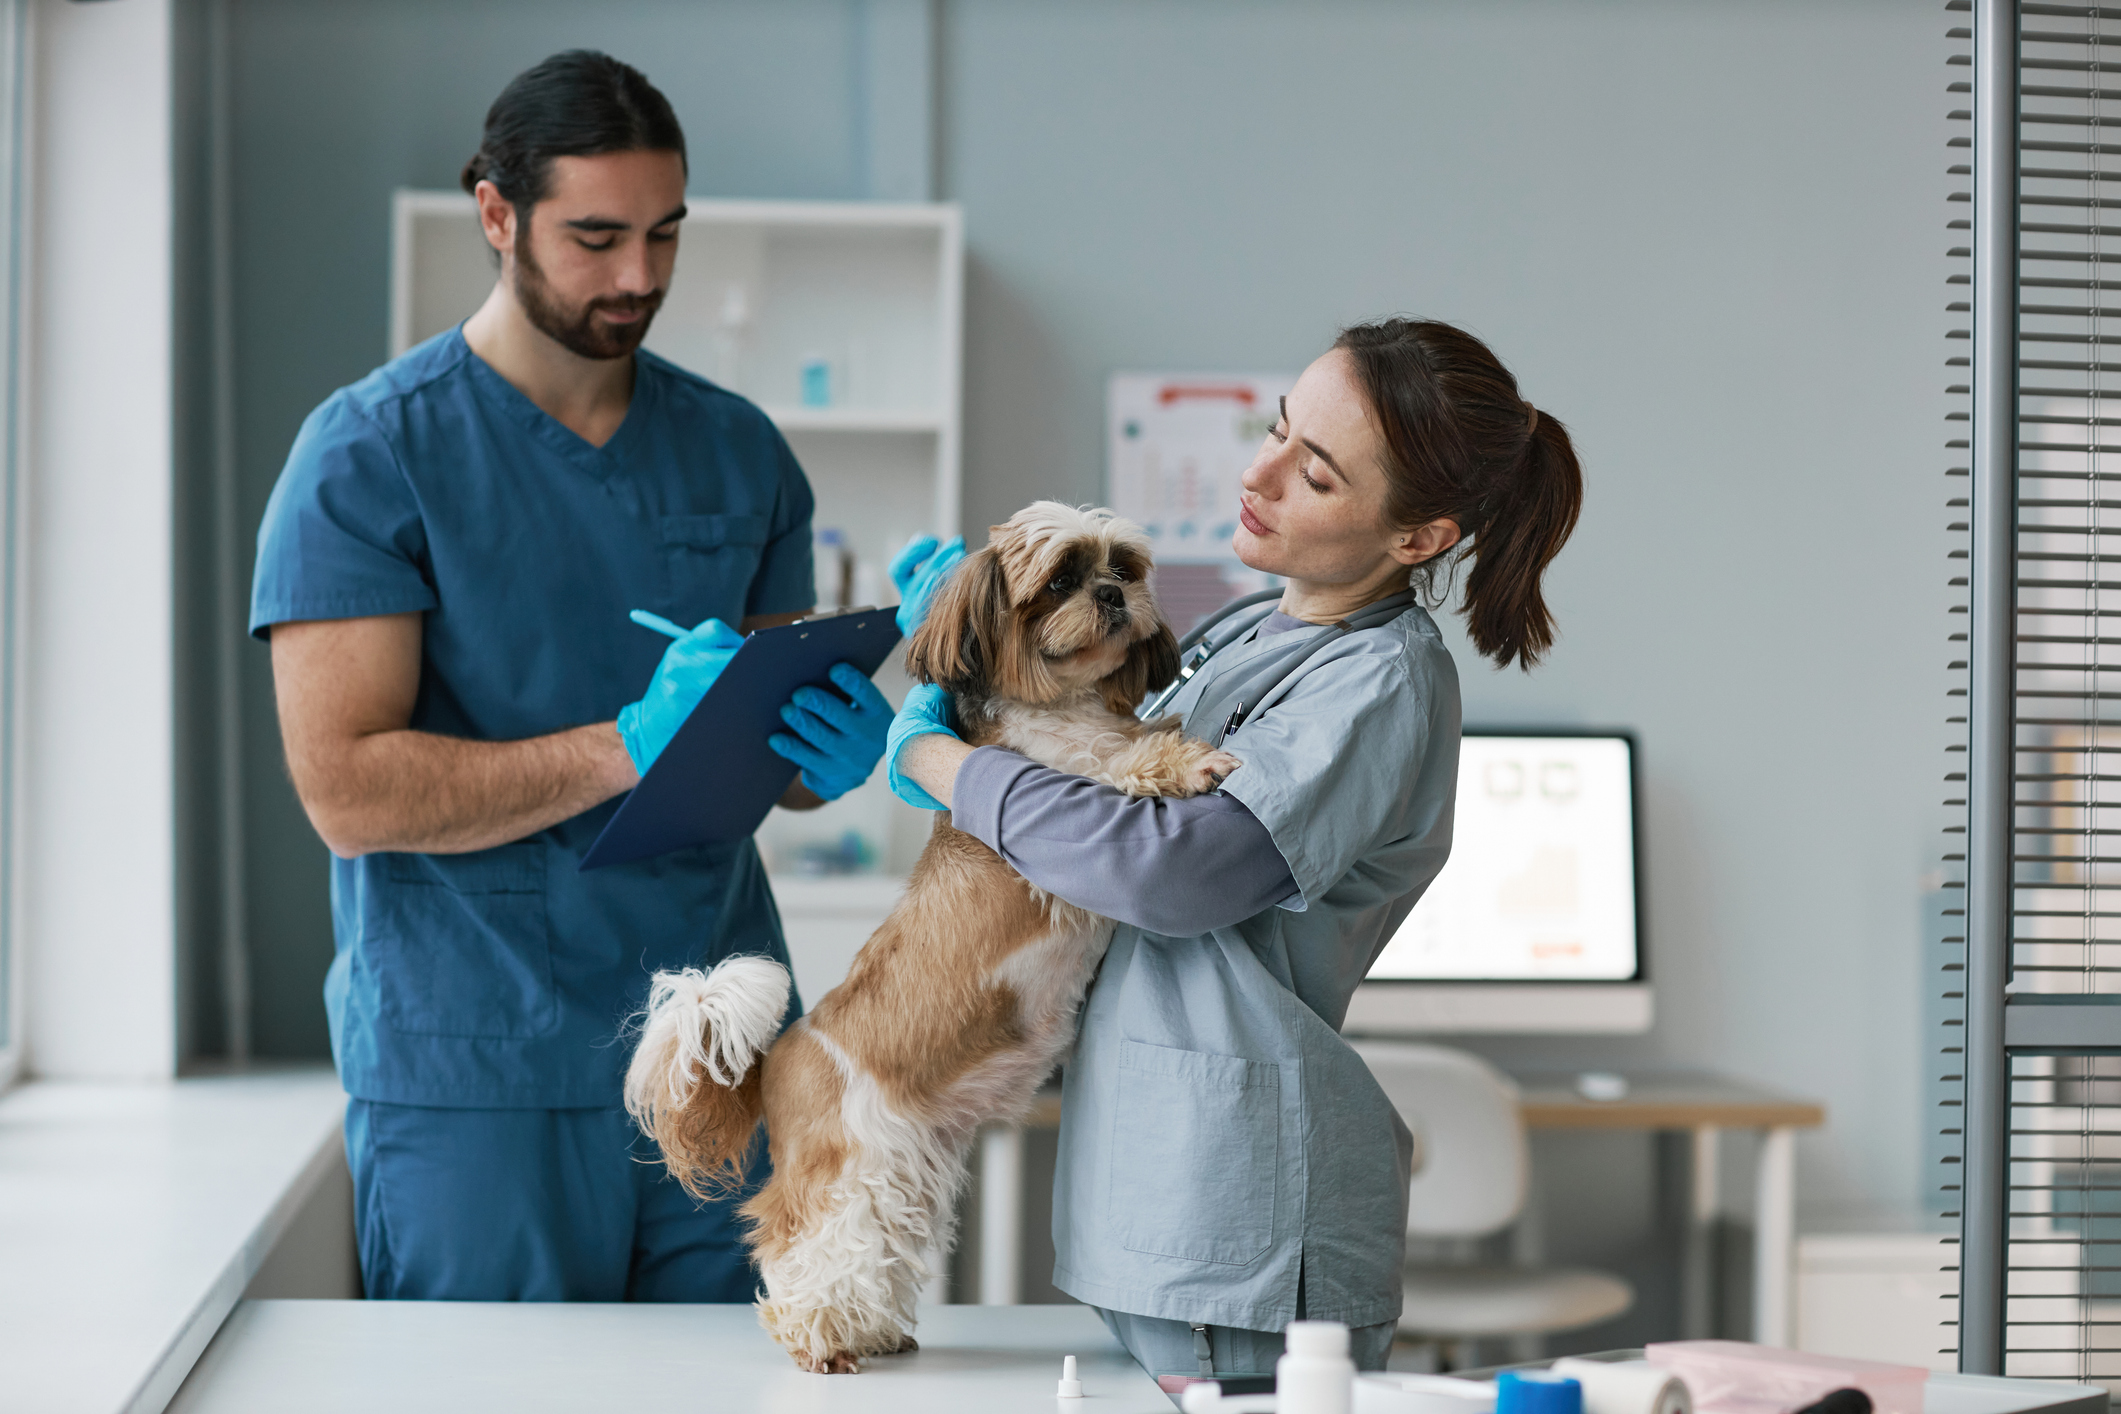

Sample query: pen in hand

[629,610,693,640]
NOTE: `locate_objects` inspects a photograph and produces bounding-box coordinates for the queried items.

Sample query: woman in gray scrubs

[889,317,1583,1382]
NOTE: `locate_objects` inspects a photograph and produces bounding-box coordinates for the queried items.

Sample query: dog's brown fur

[629,504,1238,1372]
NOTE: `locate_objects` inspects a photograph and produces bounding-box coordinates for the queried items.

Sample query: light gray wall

[211,0,1952,1252]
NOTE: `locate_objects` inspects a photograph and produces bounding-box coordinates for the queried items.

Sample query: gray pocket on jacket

[1110,1039,1280,1265]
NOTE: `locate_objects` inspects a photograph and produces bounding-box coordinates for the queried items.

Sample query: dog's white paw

[1192,750,1243,793]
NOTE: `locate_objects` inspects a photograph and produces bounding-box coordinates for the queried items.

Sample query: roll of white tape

[1548,1360,1691,1414]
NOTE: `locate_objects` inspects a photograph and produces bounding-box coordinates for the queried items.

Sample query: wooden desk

[1514,1071,1826,1348]
[988,1072,1826,1348]
[167,1301,1169,1413]
[1515,1072,1826,1133]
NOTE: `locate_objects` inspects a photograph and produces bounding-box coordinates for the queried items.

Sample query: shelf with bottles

[759,406,945,434]
[393,194,958,431]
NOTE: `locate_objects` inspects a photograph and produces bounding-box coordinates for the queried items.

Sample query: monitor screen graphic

[1367,733,1639,983]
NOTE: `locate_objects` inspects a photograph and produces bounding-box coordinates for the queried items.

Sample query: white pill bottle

[1278,1320,1355,1414]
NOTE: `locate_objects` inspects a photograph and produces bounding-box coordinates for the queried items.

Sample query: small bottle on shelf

[800,352,832,408]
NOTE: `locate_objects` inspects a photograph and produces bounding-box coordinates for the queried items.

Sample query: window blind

[1952,0,2121,1383]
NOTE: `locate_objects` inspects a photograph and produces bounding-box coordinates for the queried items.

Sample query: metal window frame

[1961,0,2020,1376]
[0,0,30,1094]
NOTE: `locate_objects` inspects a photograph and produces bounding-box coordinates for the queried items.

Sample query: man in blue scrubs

[250,52,890,1301]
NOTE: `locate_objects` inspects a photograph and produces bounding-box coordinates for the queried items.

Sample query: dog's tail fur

[624,955,791,1200]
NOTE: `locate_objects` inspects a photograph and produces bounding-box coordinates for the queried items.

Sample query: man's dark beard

[512,227,664,360]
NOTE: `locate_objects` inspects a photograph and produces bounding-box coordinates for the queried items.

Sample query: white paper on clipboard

[1105,371,1296,632]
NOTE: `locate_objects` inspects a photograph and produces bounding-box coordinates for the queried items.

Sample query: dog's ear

[1100,619,1181,716]
[904,546,1009,694]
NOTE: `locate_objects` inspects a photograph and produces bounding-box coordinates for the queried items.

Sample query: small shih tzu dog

[623,502,1239,1373]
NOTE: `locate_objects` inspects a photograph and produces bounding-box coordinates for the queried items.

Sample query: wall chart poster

[1106,371,1295,631]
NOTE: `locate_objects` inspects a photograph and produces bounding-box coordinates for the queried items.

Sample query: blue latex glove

[616,616,745,774]
[766,664,894,801]
[891,534,967,635]
[885,682,959,811]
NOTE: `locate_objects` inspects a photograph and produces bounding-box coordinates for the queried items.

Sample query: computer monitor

[1341,730,1651,1035]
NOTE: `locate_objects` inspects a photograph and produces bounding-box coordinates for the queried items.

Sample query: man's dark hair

[460,51,686,209]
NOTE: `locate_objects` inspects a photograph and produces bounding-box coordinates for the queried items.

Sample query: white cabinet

[1794,1233,1956,1371]
[389,192,962,885]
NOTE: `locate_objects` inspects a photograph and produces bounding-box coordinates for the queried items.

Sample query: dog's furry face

[905,502,1180,716]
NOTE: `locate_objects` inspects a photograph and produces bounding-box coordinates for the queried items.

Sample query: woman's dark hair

[460,51,686,209]
[1334,318,1583,671]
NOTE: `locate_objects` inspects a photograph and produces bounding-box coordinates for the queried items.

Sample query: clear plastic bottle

[1276,1321,1354,1414]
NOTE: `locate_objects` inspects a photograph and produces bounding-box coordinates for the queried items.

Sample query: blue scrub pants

[345,1100,758,1302]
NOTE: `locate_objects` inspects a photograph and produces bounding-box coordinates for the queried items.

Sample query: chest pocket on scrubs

[369,842,556,1039]
[1110,1040,1280,1265]
[661,513,767,624]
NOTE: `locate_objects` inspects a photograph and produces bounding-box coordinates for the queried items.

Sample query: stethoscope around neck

[1139,585,1420,737]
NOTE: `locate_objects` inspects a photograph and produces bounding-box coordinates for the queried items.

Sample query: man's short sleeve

[1216,649,1436,909]
[249,395,437,639]
[744,430,817,619]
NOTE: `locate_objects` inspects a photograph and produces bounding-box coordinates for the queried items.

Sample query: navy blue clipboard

[579,608,903,870]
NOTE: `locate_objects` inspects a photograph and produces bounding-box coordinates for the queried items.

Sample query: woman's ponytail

[1334,319,1584,671]
[1458,405,1582,668]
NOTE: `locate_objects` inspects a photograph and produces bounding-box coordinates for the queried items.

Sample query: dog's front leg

[752,1146,955,1373]
[1101,732,1242,799]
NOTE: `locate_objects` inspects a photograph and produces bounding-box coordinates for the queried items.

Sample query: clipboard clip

[795,604,882,625]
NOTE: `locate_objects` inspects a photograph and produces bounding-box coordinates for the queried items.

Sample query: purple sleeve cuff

[949,745,1040,854]
[946,745,1298,934]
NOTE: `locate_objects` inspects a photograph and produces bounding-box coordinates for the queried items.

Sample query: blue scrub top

[250,328,815,1109]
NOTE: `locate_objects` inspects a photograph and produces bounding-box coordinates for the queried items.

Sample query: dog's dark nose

[1094,584,1125,611]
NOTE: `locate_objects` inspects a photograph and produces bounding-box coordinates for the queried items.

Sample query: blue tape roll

[1495,1370,1583,1414]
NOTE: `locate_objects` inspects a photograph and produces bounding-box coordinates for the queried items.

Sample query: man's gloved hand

[886,682,960,811]
[766,664,894,801]
[891,534,967,635]
[617,617,745,774]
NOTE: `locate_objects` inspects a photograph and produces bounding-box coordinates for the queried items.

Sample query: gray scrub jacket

[1050,601,1461,1332]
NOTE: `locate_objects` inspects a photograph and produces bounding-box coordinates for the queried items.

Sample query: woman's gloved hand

[886,683,959,810]
[617,616,745,774]
[766,664,894,801]
[891,534,966,635]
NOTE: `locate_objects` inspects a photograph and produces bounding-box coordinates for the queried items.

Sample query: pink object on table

[1642,1341,1926,1414]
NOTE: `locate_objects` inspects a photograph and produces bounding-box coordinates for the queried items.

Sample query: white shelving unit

[391,192,960,942]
